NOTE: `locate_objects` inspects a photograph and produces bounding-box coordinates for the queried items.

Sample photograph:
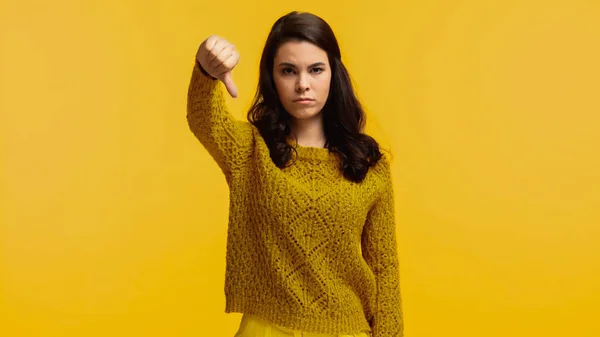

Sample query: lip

[293,98,315,103]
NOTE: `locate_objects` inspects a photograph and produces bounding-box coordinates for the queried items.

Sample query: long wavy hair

[247,11,386,183]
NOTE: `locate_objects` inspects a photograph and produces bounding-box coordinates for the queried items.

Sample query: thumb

[220,71,238,98]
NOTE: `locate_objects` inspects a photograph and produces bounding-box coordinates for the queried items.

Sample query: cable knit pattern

[186,62,404,337]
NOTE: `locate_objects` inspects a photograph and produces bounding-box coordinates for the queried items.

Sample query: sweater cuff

[196,59,218,80]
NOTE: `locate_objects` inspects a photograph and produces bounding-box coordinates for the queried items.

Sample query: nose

[295,74,310,92]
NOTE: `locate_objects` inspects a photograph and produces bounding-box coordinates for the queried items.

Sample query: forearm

[186,61,251,178]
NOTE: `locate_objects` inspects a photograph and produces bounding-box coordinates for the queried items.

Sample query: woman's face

[272,40,332,123]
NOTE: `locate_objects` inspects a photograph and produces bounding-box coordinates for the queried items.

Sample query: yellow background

[1,0,599,336]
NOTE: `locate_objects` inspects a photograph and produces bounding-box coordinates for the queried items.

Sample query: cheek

[274,77,292,98]
[318,79,332,98]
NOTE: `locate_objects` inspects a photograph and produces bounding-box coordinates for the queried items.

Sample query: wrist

[196,59,218,80]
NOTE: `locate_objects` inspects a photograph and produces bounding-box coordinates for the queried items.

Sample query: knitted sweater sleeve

[186,60,253,180]
[361,157,405,337]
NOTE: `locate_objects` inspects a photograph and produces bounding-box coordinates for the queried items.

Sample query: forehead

[274,40,328,64]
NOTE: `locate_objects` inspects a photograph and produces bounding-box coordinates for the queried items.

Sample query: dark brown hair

[247,11,386,183]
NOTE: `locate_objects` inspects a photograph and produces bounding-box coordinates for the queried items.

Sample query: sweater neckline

[288,141,337,162]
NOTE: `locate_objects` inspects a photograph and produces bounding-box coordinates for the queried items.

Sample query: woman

[188,11,404,337]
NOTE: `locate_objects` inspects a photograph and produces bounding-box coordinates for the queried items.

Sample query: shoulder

[370,150,393,178]
[234,119,255,134]
[366,150,395,195]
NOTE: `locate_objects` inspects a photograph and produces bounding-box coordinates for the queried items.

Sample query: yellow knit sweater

[186,62,404,337]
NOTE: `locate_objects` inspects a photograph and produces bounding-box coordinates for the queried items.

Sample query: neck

[289,116,327,148]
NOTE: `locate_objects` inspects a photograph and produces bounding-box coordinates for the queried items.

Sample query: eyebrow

[278,62,326,68]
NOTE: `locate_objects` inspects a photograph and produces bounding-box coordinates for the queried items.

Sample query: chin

[287,108,323,120]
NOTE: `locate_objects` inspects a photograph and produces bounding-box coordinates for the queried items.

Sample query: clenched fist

[196,35,240,98]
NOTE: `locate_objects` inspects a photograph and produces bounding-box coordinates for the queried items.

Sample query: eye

[282,67,295,75]
[311,67,324,74]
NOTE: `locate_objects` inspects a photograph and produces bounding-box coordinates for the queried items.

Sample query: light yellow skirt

[234,314,370,337]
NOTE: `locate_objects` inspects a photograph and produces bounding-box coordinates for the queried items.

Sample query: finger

[220,71,238,98]
[207,39,229,66]
[209,45,234,69]
[213,50,238,75]
[199,35,217,63]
